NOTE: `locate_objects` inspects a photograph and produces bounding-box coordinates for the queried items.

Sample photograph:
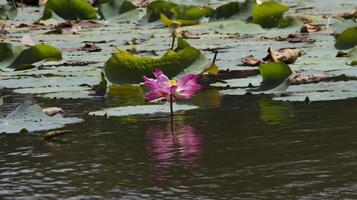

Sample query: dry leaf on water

[301,23,322,33]
[241,47,302,66]
[265,47,302,64]
[241,55,263,66]
[336,9,357,20]
[289,71,329,85]
[43,107,65,117]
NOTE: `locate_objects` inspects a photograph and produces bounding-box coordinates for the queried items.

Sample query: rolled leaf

[41,0,97,20]
[104,38,203,84]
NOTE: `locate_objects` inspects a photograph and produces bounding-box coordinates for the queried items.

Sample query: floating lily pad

[0,4,17,20]
[171,5,214,20]
[146,0,177,22]
[89,103,198,117]
[0,43,62,71]
[160,13,199,27]
[0,76,98,90]
[98,0,139,22]
[10,44,62,70]
[191,19,264,35]
[211,75,262,88]
[332,19,357,37]
[0,101,82,134]
[104,38,209,84]
[41,0,97,20]
[347,47,357,65]
[213,0,253,20]
[273,81,357,102]
[0,43,26,70]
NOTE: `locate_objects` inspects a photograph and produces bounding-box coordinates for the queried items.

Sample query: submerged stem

[170,94,174,133]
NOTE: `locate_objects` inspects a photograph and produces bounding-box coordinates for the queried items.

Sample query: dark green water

[2,90,357,199]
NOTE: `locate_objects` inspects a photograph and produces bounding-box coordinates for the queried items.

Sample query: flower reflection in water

[146,124,203,181]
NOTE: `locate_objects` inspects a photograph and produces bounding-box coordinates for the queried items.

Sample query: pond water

[1,0,357,198]
[1,92,357,199]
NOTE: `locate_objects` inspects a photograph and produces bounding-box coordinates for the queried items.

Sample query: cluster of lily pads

[0,0,357,134]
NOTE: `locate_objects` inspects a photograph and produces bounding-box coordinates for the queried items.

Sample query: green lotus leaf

[332,19,357,39]
[170,5,214,20]
[104,38,205,84]
[0,4,17,20]
[146,1,213,24]
[259,62,292,89]
[41,0,97,20]
[160,13,199,27]
[214,2,240,19]
[0,43,26,69]
[146,0,177,22]
[335,27,357,50]
[98,0,139,21]
[214,0,253,20]
[252,1,289,28]
[0,43,62,71]
[348,47,357,65]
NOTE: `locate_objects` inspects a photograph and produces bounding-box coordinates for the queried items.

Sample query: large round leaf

[10,44,62,70]
[98,0,139,21]
[0,43,62,71]
[104,38,205,84]
[259,62,292,89]
[0,4,17,20]
[252,1,289,28]
[335,27,357,50]
[41,0,97,20]
[146,0,177,22]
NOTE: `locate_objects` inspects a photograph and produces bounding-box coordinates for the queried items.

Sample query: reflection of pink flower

[143,69,203,102]
[146,125,203,181]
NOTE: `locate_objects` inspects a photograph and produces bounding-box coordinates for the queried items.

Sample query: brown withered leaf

[181,30,200,39]
[337,9,357,20]
[81,43,102,52]
[286,34,315,43]
[61,43,102,53]
[43,107,65,117]
[241,47,302,66]
[301,23,322,33]
[336,51,350,57]
[289,71,330,85]
[259,34,315,43]
[0,24,9,39]
[43,130,73,140]
[241,55,264,66]
[297,16,313,24]
[259,35,286,41]
[132,0,151,7]
[265,47,302,64]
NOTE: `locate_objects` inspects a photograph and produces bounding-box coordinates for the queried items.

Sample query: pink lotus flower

[143,69,203,102]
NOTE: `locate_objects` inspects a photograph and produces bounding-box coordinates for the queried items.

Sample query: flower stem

[171,36,176,50]
[212,50,218,64]
[170,94,174,133]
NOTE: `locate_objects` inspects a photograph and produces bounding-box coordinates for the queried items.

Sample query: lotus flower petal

[175,75,203,99]
[143,69,202,102]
